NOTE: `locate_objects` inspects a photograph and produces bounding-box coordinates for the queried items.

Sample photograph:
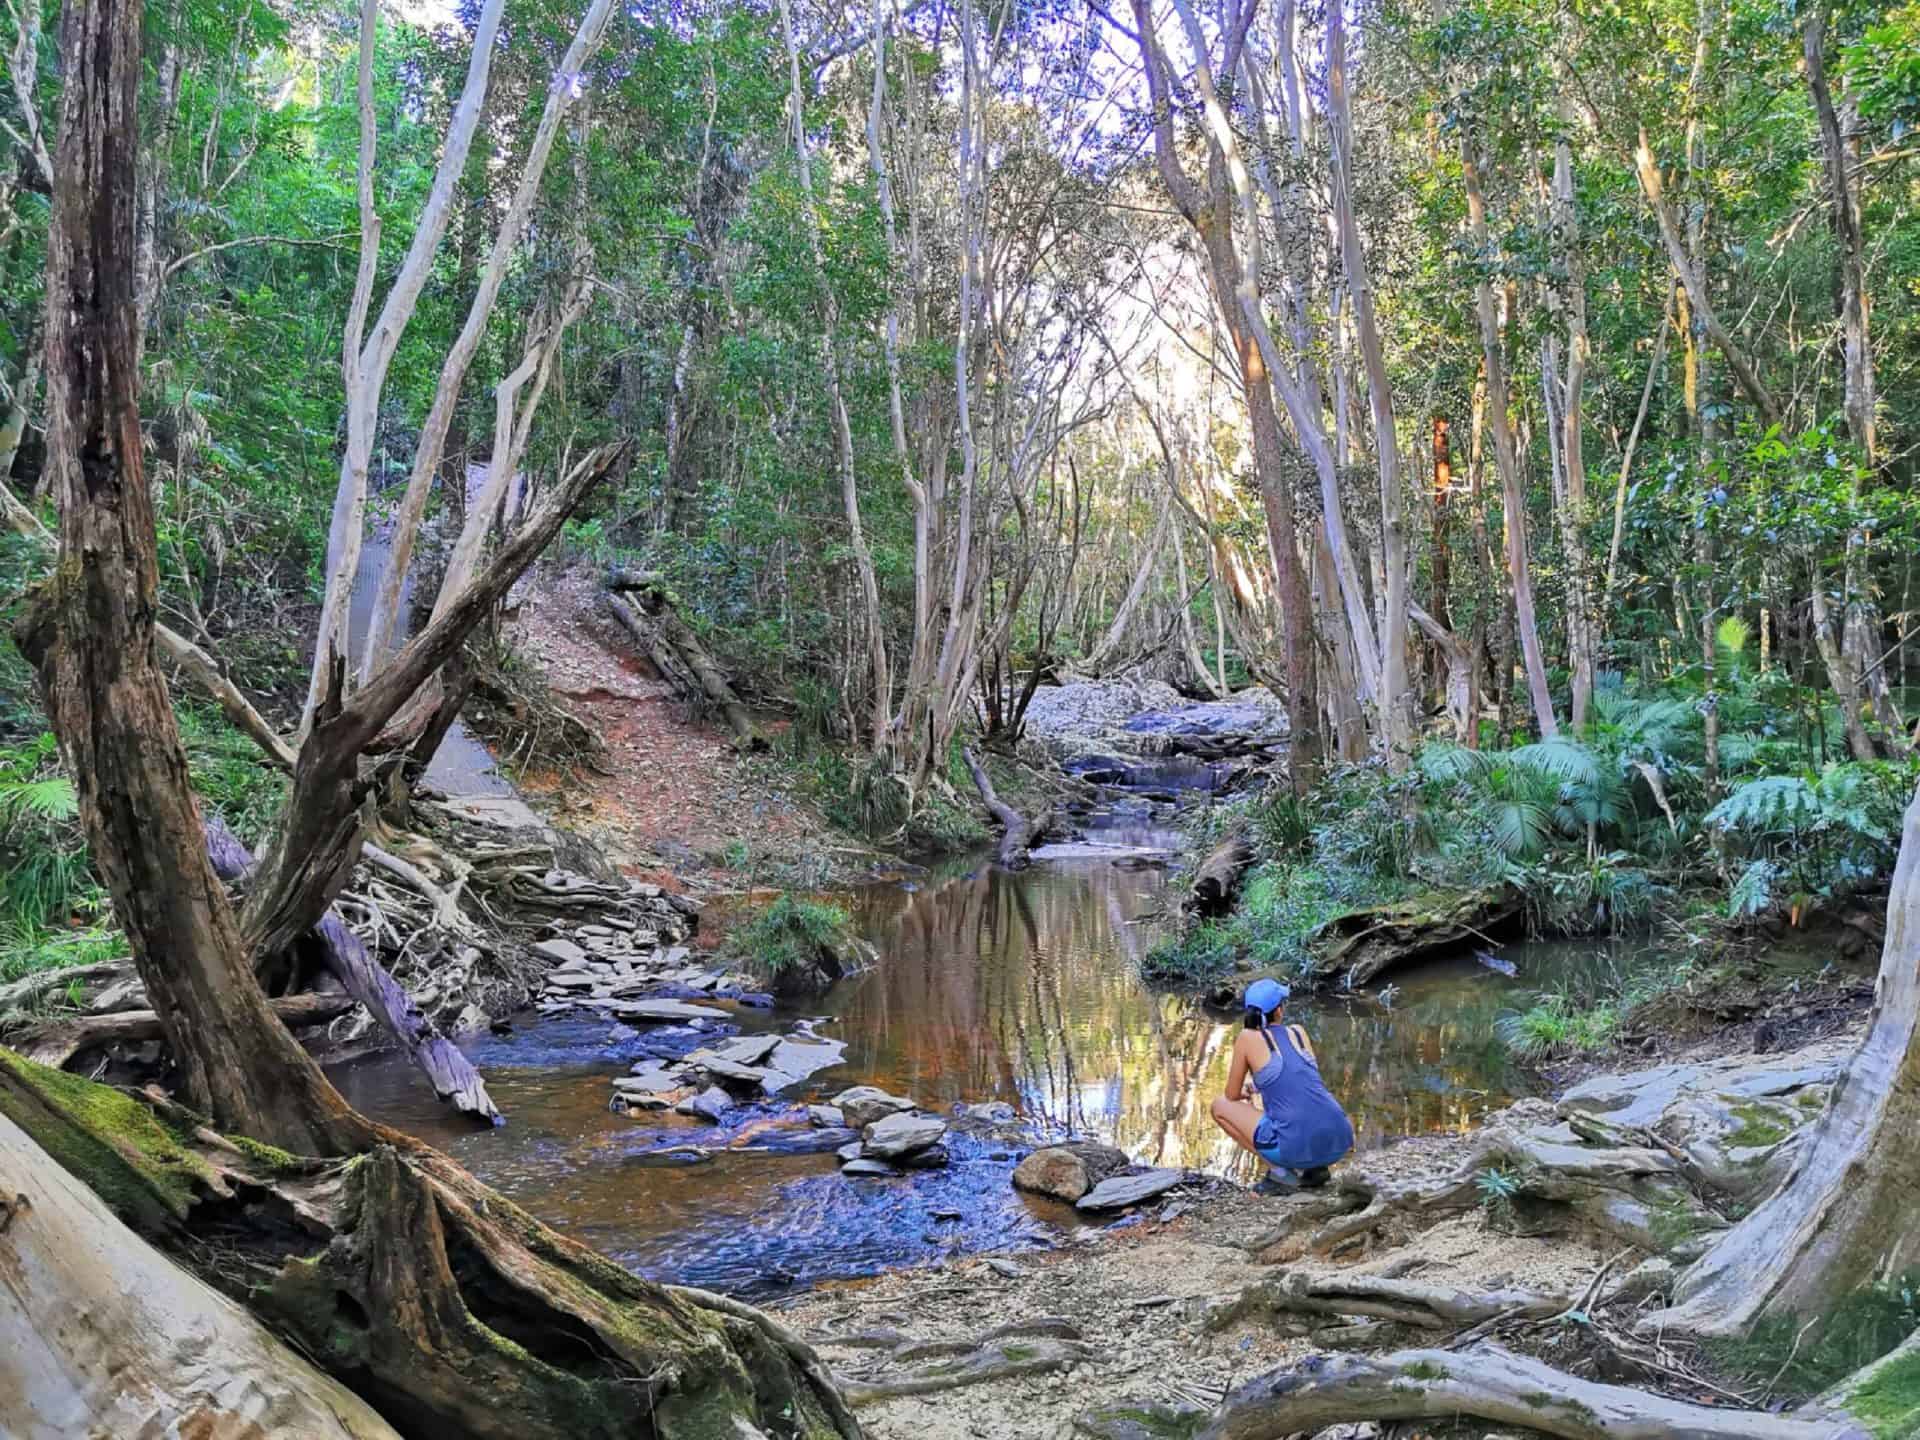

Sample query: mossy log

[1304,886,1522,988]
[1198,1343,1866,1440]
[0,1048,861,1440]
[0,1102,402,1440]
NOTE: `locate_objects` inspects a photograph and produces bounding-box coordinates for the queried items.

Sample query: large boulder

[861,1111,948,1159]
[1011,1142,1130,1203]
[833,1085,915,1129]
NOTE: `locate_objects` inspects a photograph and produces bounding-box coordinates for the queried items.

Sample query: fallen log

[18,992,357,1068]
[1185,827,1251,918]
[205,817,501,1126]
[1198,1342,1867,1440]
[606,569,763,750]
[1304,885,1522,987]
[0,1104,402,1440]
[0,1049,861,1440]
[962,746,1049,867]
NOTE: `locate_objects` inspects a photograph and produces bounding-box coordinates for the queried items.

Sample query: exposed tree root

[1196,1343,1867,1440]
[1254,1108,1718,1261]
[1205,1270,1570,1333]
[835,1333,1090,1406]
[0,1048,861,1440]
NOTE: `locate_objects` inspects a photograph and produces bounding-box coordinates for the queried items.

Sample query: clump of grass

[1710,1271,1920,1400]
[723,893,864,993]
[1141,858,1409,987]
[1496,994,1621,1058]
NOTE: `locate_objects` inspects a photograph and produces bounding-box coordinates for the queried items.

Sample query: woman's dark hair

[1244,1004,1277,1029]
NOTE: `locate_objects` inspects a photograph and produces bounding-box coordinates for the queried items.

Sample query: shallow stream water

[332,824,1653,1297]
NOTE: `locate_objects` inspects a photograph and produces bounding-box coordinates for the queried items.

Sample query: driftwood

[204,817,500,1126]
[962,746,1049,867]
[606,569,762,750]
[1185,827,1251,918]
[18,992,356,1068]
[1197,1343,1866,1440]
[0,1104,402,1440]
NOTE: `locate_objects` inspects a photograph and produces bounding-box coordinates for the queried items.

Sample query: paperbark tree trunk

[1326,0,1412,766]
[777,0,891,750]
[1461,141,1558,740]
[1662,781,1920,1334]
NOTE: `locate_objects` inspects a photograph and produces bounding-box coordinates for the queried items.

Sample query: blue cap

[1245,978,1290,1013]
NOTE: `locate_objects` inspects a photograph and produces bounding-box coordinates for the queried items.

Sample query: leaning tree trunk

[0,1102,402,1440]
[1660,781,1920,1333]
[14,7,857,1434]
[16,0,369,1157]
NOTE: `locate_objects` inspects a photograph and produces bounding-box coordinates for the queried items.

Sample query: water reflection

[337,833,1545,1294]
[832,850,1525,1182]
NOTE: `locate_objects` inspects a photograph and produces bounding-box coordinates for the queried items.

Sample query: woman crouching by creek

[1210,978,1354,1195]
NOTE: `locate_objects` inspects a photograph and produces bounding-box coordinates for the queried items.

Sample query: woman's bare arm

[1225,1036,1252,1103]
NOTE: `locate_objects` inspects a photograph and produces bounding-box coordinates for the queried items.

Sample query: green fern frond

[0,776,78,824]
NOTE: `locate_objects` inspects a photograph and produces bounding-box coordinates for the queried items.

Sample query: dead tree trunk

[205,817,500,1125]
[607,568,763,749]
[962,746,1046,867]
[1661,782,1920,1333]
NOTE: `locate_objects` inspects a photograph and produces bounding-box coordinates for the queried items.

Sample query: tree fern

[1706,774,1820,835]
[1729,858,1781,918]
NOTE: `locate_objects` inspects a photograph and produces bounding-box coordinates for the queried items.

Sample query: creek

[331,808,1677,1299]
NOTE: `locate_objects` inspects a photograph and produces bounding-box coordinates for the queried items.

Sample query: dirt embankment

[490,561,856,886]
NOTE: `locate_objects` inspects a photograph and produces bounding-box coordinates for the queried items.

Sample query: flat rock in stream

[605,998,730,1023]
[1075,1168,1188,1212]
[808,1104,846,1128]
[842,1158,900,1177]
[676,1086,735,1123]
[760,1037,847,1090]
[834,1085,916,1128]
[862,1111,948,1159]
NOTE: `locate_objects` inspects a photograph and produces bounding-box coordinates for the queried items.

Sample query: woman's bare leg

[1209,1097,1264,1157]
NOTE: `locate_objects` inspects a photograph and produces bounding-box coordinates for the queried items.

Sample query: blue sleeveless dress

[1250,1024,1354,1169]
